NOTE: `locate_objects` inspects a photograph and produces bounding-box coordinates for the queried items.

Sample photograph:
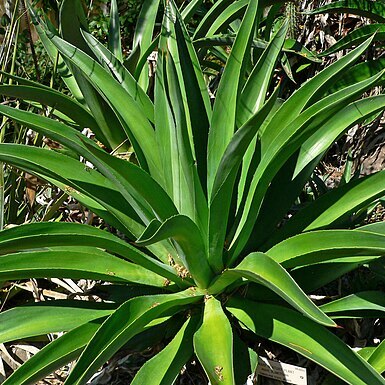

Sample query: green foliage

[1,1,385,384]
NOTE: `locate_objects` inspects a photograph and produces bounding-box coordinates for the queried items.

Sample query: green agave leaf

[0,141,177,263]
[2,320,103,385]
[229,63,382,261]
[59,0,129,152]
[368,339,385,374]
[209,86,279,272]
[45,30,162,176]
[157,2,208,234]
[0,85,100,134]
[327,59,385,93]
[194,297,235,385]
[0,248,165,287]
[260,36,374,154]
[131,316,199,385]
[272,170,385,245]
[207,0,259,195]
[233,332,254,385]
[320,291,385,318]
[132,0,161,89]
[0,143,147,237]
[0,70,60,90]
[358,347,377,361]
[237,21,288,127]
[194,35,320,63]
[232,22,288,252]
[320,24,385,57]
[267,229,385,268]
[64,288,203,385]
[81,140,178,223]
[81,30,154,123]
[0,221,184,287]
[227,298,385,385]
[90,284,166,304]
[193,0,233,40]
[254,73,385,249]
[358,222,385,234]
[208,252,335,327]
[291,261,362,293]
[205,0,248,38]
[181,0,204,21]
[28,6,84,104]
[250,153,321,250]
[0,301,114,344]
[108,0,123,62]
[283,38,321,62]
[136,215,213,289]
[162,0,212,194]
[309,1,385,23]
[295,95,385,178]
[0,102,176,225]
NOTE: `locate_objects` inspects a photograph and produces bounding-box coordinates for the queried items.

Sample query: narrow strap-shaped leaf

[0,103,152,221]
[327,59,385,93]
[228,64,384,261]
[136,215,213,289]
[358,222,385,234]
[157,1,209,233]
[255,94,385,247]
[0,69,57,90]
[59,0,129,152]
[194,35,320,63]
[28,5,84,104]
[0,103,176,224]
[108,0,123,62]
[81,30,154,123]
[233,22,288,252]
[261,36,374,154]
[0,143,151,240]
[132,0,161,89]
[251,153,320,250]
[64,289,203,385]
[0,221,185,286]
[320,291,385,318]
[208,87,279,272]
[267,229,385,268]
[227,298,385,385]
[283,39,321,62]
[166,0,212,189]
[2,319,103,385]
[208,252,335,327]
[0,248,166,287]
[368,339,385,374]
[181,0,204,22]
[0,85,100,134]
[271,170,385,245]
[205,0,248,38]
[45,31,162,177]
[131,316,199,385]
[0,301,114,344]
[291,261,362,293]
[294,95,385,177]
[193,0,233,40]
[237,21,287,127]
[194,297,235,385]
[207,0,259,195]
[309,0,385,23]
[82,140,178,223]
[320,24,385,57]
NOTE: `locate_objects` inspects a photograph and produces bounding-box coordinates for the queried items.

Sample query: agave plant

[2,0,385,384]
